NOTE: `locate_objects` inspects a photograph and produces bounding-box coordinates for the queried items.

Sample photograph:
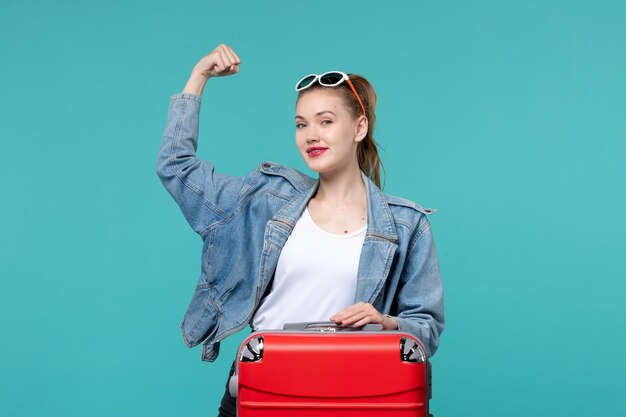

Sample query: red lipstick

[306,146,328,158]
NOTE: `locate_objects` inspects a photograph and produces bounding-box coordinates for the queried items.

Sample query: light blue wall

[1,1,624,416]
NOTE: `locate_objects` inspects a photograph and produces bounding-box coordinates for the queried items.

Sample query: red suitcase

[229,321,432,416]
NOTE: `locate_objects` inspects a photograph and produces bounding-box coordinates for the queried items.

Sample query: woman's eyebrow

[295,110,337,119]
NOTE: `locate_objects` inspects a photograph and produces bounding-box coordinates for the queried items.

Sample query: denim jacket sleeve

[394,217,445,357]
[156,93,245,236]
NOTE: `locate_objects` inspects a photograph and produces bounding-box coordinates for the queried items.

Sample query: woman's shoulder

[254,160,317,192]
[381,192,437,240]
[383,192,437,216]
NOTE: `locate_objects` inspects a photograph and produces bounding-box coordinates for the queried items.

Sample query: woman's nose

[306,134,319,144]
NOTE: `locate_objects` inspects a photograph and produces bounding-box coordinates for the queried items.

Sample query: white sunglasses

[295,71,366,116]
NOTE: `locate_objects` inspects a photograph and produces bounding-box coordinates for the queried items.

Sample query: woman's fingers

[330,302,362,322]
[220,44,240,67]
[213,50,227,73]
[229,46,242,64]
[196,44,241,78]
[353,315,376,327]
[215,44,241,75]
[330,302,383,326]
[342,311,373,326]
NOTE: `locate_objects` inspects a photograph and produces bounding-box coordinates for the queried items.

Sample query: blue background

[1,1,625,416]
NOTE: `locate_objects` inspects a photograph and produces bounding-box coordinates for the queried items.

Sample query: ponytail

[347,74,384,189]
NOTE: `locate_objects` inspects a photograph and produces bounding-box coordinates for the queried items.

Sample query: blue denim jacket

[157,93,445,362]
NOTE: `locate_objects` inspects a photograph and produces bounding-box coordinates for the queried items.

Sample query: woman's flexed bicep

[157,93,244,236]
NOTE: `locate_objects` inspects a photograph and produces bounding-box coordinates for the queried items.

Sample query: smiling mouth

[307,147,328,157]
[306,147,328,158]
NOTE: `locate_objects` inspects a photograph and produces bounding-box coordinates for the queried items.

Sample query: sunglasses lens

[296,75,317,90]
[319,72,344,86]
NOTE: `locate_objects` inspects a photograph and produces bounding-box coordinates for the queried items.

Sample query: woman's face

[295,89,366,176]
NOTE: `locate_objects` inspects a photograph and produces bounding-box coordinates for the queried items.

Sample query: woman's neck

[315,165,366,206]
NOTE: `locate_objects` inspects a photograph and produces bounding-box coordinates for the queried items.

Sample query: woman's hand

[330,302,398,330]
[192,43,242,79]
[182,43,241,95]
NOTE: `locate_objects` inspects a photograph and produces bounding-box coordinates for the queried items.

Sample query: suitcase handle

[283,321,384,331]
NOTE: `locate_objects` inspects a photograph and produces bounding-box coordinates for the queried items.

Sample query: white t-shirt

[252,207,367,330]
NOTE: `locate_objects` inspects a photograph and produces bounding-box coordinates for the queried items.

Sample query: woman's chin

[301,156,326,173]
[304,160,331,174]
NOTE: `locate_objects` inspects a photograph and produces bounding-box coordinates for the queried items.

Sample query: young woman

[157,44,444,416]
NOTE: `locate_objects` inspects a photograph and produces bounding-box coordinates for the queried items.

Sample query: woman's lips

[307,147,328,158]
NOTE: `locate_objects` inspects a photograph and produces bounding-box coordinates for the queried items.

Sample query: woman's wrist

[383,314,398,330]
[182,71,209,96]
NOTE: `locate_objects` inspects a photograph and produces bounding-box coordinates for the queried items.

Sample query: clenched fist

[193,44,241,79]
[183,43,242,95]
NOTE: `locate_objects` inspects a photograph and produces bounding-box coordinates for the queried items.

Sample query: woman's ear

[354,115,369,143]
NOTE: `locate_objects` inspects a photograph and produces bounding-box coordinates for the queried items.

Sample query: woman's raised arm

[156,44,245,237]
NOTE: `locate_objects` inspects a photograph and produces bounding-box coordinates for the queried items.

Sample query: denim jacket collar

[271,170,398,243]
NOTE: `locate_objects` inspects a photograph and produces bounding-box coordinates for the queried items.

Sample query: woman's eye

[321,119,332,125]
[296,122,306,129]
